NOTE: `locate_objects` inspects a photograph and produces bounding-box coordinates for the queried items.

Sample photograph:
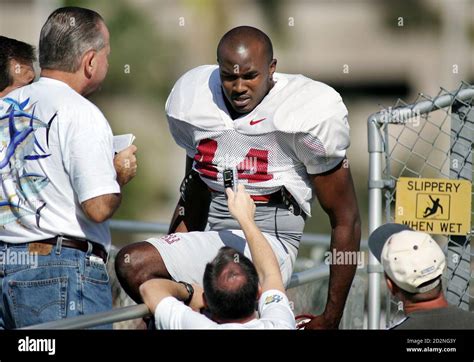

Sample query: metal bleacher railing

[22,220,368,329]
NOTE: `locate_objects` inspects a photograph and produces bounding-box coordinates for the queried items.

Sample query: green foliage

[256,0,284,37]
[58,0,182,222]
[62,0,177,98]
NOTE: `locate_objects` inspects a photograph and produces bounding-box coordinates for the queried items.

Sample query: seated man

[139,185,295,329]
[369,223,474,329]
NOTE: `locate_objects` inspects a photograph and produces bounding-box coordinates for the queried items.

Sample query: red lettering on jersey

[237,148,273,183]
[194,138,218,180]
[162,234,180,244]
[194,139,273,183]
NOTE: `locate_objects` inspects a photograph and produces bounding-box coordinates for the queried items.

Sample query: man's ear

[269,59,277,78]
[385,275,396,295]
[9,59,20,77]
[257,284,263,300]
[82,50,96,79]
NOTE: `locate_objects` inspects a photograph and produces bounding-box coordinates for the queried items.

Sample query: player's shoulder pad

[165,65,222,127]
[272,74,348,134]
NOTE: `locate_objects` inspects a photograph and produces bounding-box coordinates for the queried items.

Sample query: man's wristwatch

[178,281,194,305]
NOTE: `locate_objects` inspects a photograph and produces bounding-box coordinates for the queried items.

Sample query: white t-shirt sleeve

[155,297,219,329]
[258,290,296,329]
[293,98,350,175]
[61,105,120,203]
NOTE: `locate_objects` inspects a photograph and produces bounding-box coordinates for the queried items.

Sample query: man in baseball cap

[369,223,474,329]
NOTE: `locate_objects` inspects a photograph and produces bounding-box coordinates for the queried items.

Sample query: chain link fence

[368,82,474,328]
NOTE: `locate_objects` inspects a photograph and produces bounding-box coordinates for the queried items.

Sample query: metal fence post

[447,98,473,310]
[367,114,385,329]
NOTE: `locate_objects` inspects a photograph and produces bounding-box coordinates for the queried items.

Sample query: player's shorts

[146,229,298,288]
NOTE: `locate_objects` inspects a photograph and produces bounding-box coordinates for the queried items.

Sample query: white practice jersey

[167,65,350,216]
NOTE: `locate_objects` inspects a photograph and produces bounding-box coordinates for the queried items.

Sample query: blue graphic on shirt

[0,98,51,228]
[0,97,41,121]
[19,173,50,197]
[264,294,284,305]
[0,198,46,228]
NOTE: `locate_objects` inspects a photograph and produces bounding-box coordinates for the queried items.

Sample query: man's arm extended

[306,159,361,329]
[226,185,285,293]
[139,279,205,314]
[168,156,211,233]
[81,145,137,223]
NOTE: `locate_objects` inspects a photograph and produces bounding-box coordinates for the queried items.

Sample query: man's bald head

[217,26,273,64]
[203,247,259,321]
[217,26,277,118]
[216,261,248,292]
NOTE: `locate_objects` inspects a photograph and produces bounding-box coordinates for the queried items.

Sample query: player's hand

[114,145,138,186]
[225,184,255,224]
[302,313,340,330]
[189,284,205,312]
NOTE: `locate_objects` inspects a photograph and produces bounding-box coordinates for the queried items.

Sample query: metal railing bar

[368,88,474,125]
[20,264,330,330]
[21,304,151,330]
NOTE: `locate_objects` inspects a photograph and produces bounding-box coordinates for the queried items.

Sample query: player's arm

[226,185,285,293]
[306,159,361,329]
[168,156,211,233]
[139,279,205,314]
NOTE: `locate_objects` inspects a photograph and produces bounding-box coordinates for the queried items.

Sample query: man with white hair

[0,6,137,329]
[369,223,474,329]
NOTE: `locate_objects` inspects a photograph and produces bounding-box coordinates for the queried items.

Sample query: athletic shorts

[146,229,298,288]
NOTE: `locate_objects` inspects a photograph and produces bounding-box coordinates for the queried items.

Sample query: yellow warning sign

[395,177,471,235]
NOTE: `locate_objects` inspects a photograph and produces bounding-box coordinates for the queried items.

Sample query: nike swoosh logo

[250,118,266,126]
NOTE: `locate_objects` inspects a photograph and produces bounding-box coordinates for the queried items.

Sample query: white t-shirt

[154,289,296,329]
[0,77,120,246]
[166,65,350,216]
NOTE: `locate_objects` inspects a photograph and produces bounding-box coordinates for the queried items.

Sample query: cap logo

[420,265,435,275]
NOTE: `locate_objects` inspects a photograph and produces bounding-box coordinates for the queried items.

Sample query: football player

[116,26,360,329]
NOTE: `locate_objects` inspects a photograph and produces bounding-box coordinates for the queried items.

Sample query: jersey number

[194,138,273,182]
